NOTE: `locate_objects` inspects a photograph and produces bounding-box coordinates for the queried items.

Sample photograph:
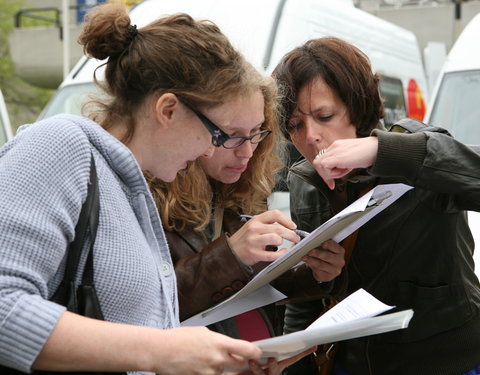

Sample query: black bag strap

[51,155,99,304]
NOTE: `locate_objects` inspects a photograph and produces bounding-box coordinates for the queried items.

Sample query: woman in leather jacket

[148,69,346,373]
[272,36,480,375]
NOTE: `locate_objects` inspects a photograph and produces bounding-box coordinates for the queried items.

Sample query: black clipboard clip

[367,191,393,208]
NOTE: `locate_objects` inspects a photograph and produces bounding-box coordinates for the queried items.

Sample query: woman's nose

[304,120,321,145]
[235,140,255,158]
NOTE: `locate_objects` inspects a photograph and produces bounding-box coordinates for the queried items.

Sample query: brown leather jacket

[165,210,329,328]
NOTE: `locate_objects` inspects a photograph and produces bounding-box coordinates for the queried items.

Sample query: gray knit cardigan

[0,114,179,373]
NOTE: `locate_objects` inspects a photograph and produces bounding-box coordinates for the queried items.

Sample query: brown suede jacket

[165,210,330,326]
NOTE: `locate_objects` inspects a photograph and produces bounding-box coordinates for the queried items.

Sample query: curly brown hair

[148,75,284,232]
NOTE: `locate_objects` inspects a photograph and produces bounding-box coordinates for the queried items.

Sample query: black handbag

[0,156,126,375]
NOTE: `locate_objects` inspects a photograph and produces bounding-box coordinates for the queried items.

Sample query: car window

[0,113,8,146]
[39,82,106,120]
[0,91,11,146]
[429,70,480,145]
[379,76,407,129]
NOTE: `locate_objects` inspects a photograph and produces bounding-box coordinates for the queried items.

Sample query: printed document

[255,290,413,362]
[227,289,413,370]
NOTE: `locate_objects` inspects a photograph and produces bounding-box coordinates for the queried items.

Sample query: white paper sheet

[181,284,287,326]
[226,290,413,371]
[255,309,413,362]
[307,288,394,330]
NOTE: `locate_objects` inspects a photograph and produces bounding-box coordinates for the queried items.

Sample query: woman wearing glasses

[0,3,311,375]
[148,66,346,362]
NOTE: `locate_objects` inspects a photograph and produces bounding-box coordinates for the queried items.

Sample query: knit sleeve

[0,116,92,371]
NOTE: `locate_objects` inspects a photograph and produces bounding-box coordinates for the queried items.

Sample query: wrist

[225,233,254,274]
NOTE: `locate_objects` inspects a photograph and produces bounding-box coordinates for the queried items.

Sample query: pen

[238,215,310,239]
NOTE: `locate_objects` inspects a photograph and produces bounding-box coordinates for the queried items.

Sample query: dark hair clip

[126,24,138,42]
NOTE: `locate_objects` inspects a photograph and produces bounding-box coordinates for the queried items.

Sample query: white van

[40,0,428,125]
[38,0,429,218]
[0,89,13,147]
[424,13,480,269]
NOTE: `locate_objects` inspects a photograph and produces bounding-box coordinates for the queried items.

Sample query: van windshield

[39,83,105,120]
[429,70,480,145]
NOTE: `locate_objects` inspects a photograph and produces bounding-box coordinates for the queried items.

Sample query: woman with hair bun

[0,3,305,374]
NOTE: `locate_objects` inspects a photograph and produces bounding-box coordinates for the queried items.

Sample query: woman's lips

[227,165,247,173]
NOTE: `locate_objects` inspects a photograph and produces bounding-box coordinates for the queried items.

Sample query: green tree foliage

[0,0,54,132]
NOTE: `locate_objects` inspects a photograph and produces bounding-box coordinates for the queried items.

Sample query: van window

[39,83,103,120]
[379,76,407,129]
[429,70,480,145]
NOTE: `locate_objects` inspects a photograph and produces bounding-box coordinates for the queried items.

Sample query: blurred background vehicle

[424,13,480,271]
[0,89,13,147]
[38,0,429,126]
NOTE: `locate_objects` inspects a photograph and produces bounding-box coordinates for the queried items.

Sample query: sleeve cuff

[0,295,66,372]
[369,129,427,181]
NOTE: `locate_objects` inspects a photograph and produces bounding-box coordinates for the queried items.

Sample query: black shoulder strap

[51,155,99,305]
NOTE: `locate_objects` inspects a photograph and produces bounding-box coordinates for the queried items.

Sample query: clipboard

[199,183,413,318]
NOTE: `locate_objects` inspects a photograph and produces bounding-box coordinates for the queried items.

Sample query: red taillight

[407,79,426,121]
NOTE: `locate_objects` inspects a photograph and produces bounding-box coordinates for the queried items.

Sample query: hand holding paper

[254,289,413,362]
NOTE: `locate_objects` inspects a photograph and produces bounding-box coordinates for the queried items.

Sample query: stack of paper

[255,289,413,361]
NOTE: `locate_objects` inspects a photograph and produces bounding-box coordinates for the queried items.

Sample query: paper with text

[307,288,394,330]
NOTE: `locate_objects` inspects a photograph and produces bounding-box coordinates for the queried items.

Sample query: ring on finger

[315,149,327,159]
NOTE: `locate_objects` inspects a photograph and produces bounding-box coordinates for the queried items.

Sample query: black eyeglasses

[183,101,271,149]
[182,102,231,148]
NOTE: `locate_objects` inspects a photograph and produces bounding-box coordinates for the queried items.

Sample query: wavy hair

[148,74,284,232]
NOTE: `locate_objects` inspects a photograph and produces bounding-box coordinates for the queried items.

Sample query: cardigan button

[160,262,173,276]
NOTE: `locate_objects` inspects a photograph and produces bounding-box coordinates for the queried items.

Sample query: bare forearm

[33,311,155,372]
[33,311,263,375]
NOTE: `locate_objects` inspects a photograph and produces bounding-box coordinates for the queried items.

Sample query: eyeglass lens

[223,130,271,149]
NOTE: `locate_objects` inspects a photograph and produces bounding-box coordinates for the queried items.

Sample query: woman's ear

[154,93,180,129]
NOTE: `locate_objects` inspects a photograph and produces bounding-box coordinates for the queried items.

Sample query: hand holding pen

[238,213,345,282]
[228,210,302,266]
[240,215,310,240]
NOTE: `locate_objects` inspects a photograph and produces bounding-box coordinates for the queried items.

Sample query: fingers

[312,137,379,189]
[226,338,263,363]
[246,346,317,375]
[277,346,317,369]
[254,210,297,230]
[303,240,345,281]
[217,340,263,373]
[230,210,301,265]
